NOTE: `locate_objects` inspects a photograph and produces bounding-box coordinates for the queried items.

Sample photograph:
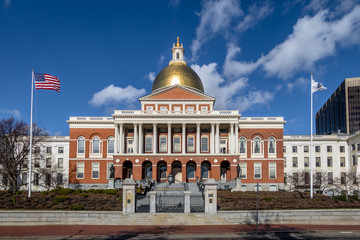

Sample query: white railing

[68,117,114,121]
[113,110,239,115]
[239,117,284,121]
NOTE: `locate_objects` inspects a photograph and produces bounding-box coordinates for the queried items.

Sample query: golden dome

[152,62,204,93]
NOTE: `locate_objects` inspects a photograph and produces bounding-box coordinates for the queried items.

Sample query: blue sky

[1,0,360,136]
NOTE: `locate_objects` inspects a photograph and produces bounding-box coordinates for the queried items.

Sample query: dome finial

[176,36,180,47]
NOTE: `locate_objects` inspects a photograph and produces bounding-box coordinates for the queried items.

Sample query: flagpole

[28,69,34,198]
[310,73,314,199]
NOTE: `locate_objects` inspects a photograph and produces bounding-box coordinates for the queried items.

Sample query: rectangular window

[145,136,153,152]
[292,157,298,167]
[293,173,299,183]
[269,163,276,179]
[239,162,247,179]
[127,139,134,153]
[201,136,209,152]
[173,136,181,152]
[174,106,181,113]
[23,158,28,169]
[45,174,51,186]
[34,158,40,168]
[219,128,227,133]
[201,106,208,112]
[353,156,358,166]
[284,157,286,167]
[340,146,345,153]
[304,146,309,153]
[328,172,333,184]
[58,147,64,154]
[22,173,27,185]
[316,157,321,167]
[46,158,51,168]
[34,173,39,186]
[358,144,360,151]
[58,158,63,168]
[315,146,320,153]
[292,146,297,153]
[327,157,333,167]
[352,144,356,151]
[57,174,63,186]
[146,106,153,112]
[340,157,345,167]
[187,136,195,152]
[304,157,309,167]
[304,172,310,184]
[92,162,99,179]
[35,147,40,153]
[77,162,84,179]
[159,136,167,152]
[254,163,261,179]
[108,139,114,154]
[187,106,194,113]
[160,106,167,113]
[341,172,346,184]
[220,139,227,153]
[46,147,52,154]
[283,146,286,153]
[327,146,332,153]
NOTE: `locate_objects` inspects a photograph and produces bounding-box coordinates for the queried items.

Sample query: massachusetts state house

[67,38,286,191]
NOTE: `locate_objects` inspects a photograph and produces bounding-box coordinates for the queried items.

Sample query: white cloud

[3,0,10,8]
[158,54,165,66]
[224,6,360,79]
[169,0,180,8]
[236,90,274,112]
[236,1,273,33]
[0,108,21,118]
[287,76,309,92]
[145,72,156,82]
[89,84,146,107]
[191,0,242,61]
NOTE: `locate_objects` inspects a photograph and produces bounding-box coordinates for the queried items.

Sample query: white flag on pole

[311,75,327,93]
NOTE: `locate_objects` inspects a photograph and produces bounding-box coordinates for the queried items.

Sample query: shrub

[334,195,347,201]
[69,204,84,210]
[73,189,82,194]
[87,189,94,193]
[15,191,23,195]
[58,188,74,196]
[118,197,123,202]
[50,189,59,193]
[263,197,273,202]
[93,189,104,194]
[103,189,118,195]
[81,193,89,198]
[53,196,70,203]
[41,191,49,195]
[349,194,359,201]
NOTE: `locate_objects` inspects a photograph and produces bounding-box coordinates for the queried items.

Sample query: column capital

[134,123,138,126]
[216,123,220,126]
[182,123,186,127]
[153,123,157,127]
[119,123,124,127]
[138,123,142,127]
[196,123,201,127]
[168,123,172,127]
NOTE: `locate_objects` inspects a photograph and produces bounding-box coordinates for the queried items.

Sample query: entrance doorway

[123,161,133,179]
[172,162,182,183]
[220,161,230,181]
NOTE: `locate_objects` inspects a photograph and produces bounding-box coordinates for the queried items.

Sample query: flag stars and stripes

[34,73,60,92]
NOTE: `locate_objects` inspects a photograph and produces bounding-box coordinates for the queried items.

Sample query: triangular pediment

[139,85,215,101]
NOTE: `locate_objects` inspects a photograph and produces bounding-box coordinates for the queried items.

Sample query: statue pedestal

[231,177,242,192]
[108,178,115,189]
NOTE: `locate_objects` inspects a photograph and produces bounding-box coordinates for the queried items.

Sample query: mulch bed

[0,190,122,211]
[218,190,360,210]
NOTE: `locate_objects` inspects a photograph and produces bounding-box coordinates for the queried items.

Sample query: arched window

[269,137,276,154]
[93,137,100,154]
[239,137,246,153]
[77,137,85,154]
[254,137,261,153]
[187,164,195,179]
[107,137,115,154]
[176,52,180,59]
[201,162,210,179]
[159,164,167,179]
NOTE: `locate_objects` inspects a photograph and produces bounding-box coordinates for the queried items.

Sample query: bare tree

[0,117,47,193]
[37,167,67,191]
[334,171,359,198]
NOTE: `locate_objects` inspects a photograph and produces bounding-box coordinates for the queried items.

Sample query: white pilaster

[153,123,157,154]
[196,123,201,154]
[211,124,215,154]
[230,123,234,154]
[139,123,143,154]
[168,123,172,154]
[215,123,220,154]
[182,123,186,154]
[115,124,119,154]
[235,124,239,154]
[134,123,138,154]
[119,123,124,154]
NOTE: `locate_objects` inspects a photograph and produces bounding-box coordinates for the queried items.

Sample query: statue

[109,165,115,178]
[236,164,242,178]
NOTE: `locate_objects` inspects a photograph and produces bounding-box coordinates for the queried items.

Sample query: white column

[235,124,239,154]
[182,123,186,154]
[115,124,119,154]
[153,123,157,154]
[134,123,138,154]
[196,123,201,154]
[215,124,220,154]
[168,123,172,154]
[230,124,234,154]
[139,123,143,154]
[211,124,215,154]
[119,123,124,154]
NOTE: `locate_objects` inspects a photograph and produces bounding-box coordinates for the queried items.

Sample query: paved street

[1,225,360,239]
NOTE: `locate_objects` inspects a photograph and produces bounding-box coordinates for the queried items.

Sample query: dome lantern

[169,36,186,65]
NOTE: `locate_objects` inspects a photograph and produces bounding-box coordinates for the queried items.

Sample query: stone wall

[0,209,359,226]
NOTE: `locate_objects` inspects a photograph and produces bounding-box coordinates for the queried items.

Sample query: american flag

[34,73,60,92]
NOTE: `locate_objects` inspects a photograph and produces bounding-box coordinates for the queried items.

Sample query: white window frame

[46,158,51,168]
[239,162,247,179]
[254,162,261,179]
[173,136,181,153]
[269,162,276,179]
[77,136,85,156]
[146,106,154,113]
[174,106,181,114]
[107,136,115,154]
[160,106,168,113]
[304,157,309,167]
[145,136,153,152]
[76,162,84,179]
[201,106,208,112]
[187,106,195,113]
[187,136,195,152]
[127,138,134,154]
[239,137,247,155]
[292,157,298,167]
[92,137,100,154]
[340,157,345,167]
[252,137,264,157]
[58,147,64,154]
[268,137,276,157]
[220,138,227,154]
[159,136,167,153]
[201,136,209,152]
[58,158,63,168]
[92,162,100,179]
